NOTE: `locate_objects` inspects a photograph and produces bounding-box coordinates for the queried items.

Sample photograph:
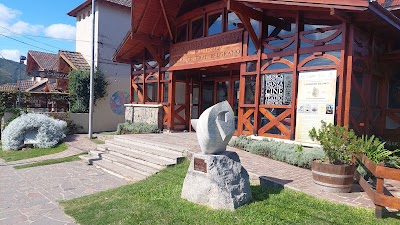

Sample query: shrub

[1,113,67,150]
[230,136,325,168]
[116,122,160,135]
[309,121,360,164]
[68,69,109,113]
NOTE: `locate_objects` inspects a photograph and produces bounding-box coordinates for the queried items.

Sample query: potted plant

[309,121,361,193]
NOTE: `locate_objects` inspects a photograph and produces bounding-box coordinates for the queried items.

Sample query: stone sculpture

[191,101,235,154]
[181,101,252,210]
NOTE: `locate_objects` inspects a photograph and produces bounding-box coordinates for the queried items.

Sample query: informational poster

[295,70,337,143]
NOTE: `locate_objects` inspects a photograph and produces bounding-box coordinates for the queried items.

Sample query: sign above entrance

[169,29,243,70]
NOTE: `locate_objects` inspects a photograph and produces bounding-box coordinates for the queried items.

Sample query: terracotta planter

[311,161,356,193]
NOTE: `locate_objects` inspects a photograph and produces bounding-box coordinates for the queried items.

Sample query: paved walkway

[0,135,127,225]
[122,132,400,209]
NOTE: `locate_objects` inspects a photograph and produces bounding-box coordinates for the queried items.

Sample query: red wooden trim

[259,105,292,109]
[336,22,347,126]
[344,24,354,127]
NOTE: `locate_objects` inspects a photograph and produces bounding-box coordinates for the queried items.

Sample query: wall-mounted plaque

[170,29,243,70]
[194,158,207,173]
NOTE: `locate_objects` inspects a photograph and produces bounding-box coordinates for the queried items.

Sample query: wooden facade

[114,0,400,141]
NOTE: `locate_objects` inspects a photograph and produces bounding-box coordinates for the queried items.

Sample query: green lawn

[0,143,68,162]
[61,161,399,225]
[14,153,84,169]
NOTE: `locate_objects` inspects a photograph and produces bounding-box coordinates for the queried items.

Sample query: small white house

[68,0,131,132]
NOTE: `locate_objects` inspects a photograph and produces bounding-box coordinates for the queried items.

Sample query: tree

[68,69,109,113]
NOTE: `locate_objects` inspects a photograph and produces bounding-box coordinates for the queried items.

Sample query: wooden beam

[142,42,164,66]
[330,8,352,23]
[235,12,261,50]
[131,32,163,46]
[133,0,151,33]
[159,0,174,41]
[227,0,261,50]
[227,0,263,21]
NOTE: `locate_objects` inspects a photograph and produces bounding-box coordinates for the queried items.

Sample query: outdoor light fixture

[200,68,206,71]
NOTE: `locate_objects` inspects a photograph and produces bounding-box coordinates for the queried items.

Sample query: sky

[0,0,83,63]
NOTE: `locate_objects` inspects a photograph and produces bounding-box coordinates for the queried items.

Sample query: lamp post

[88,0,95,139]
[18,55,27,109]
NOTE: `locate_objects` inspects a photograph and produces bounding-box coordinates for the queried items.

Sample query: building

[68,0,132,132]
[113,0,400,142]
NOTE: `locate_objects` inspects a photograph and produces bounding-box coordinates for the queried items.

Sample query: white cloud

[0,3,20,23]
[0,49,22,62]
[0,3,43,36]
[8,21,44,35]
[44,24,76,39]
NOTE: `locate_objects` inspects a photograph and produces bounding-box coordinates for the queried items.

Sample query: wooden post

[344,24,354,126]
[254,19,262,135]
[168,71,175,131]
[291,12,301,139]
[336,22,348,126]
[375,162,385,218]
[185,73,190,130]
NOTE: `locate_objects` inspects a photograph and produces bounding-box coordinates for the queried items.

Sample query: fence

[352,153,400,218]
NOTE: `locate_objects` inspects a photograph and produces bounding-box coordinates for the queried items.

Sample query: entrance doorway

[173,69,240,131]
[200,77,239,127]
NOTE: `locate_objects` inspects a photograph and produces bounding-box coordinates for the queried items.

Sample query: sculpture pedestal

[181,151,252,210]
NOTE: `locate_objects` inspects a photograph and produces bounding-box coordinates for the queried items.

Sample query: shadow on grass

[250,184,284,203]
[383,209,400,220]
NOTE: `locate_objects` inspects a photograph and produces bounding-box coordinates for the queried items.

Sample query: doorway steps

[80,135,188,182]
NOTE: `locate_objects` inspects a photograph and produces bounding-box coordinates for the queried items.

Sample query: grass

[0,142,68,162]
[89,138,105,145]
[14,153,85,169]
[61,161,399,225]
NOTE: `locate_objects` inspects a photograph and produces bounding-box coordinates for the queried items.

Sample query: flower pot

[311,160,356,193]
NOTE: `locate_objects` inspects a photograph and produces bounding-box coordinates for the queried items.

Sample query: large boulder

[181,151,252,210]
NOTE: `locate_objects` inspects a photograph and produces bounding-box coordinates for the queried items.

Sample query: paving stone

[0,135,128,225]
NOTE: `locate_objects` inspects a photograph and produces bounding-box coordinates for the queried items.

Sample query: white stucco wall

[75,5,99,66]
[74,2,131,132]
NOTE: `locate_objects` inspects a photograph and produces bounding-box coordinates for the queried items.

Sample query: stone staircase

[81,135,188,182]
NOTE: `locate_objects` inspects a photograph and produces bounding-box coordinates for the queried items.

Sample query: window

[227,11,240,31]
[146,83,158,102]
[260,73,292,105]
[191,17,204,39]
[176,24,188,43]
[207,12,223,36]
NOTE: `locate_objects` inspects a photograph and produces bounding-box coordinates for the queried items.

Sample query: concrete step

[100,152,162,177]
[103,142,176,166]
[114,135,189,154]
[93,159,147,182]
[107,138,185,160]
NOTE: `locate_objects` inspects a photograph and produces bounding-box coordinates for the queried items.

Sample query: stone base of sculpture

[181,151,252,210]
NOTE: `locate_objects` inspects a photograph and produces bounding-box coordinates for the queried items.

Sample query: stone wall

[125,104,164,129]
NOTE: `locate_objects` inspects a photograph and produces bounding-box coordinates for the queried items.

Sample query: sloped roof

[379,0,400,9]
[0,80,38,91]
[27,50,58,71]
[68,0,131,17]
[59,50,90,71]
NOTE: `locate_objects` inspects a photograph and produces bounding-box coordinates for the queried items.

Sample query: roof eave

[68,0,91,17]
[369,1,400,31]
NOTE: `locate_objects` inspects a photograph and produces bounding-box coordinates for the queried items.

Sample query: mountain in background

[0,58,29,85]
